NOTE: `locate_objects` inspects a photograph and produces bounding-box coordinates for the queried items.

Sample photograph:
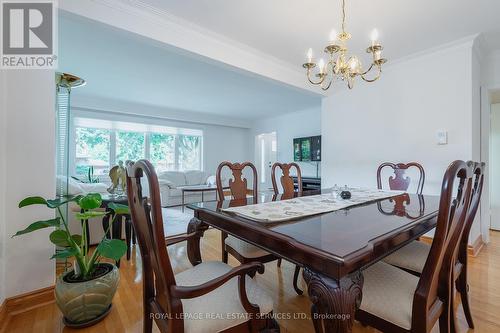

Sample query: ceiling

[142,0,500,67]
[58,14,321,121]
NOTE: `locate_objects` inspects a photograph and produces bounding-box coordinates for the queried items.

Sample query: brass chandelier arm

[360,64,382,82]
[306,69,326,85]
[358,63,375,76]
[321,76,333,91]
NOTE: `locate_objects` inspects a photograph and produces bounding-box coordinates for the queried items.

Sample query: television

[293,135,321,161]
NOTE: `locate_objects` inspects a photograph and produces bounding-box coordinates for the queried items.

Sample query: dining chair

[271,162,303,198]
[271,162,303,294]
[356,160,474,333]
[377,162,426,194]
[126,160,278,333]
[216,161,303,295]
[382,162,484,331]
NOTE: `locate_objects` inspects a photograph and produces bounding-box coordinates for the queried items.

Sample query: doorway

[255,132,277,191]
[490,97,500,230]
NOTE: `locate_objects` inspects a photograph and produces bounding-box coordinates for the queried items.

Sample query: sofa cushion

[57,176,84,195]
[80,182,109,194]
[184,170,207,185]
[158,171,187,187]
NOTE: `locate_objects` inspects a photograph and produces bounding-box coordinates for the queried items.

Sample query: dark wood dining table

[186,190,440,333]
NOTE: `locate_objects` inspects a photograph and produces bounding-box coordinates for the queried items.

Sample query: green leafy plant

[14,193,128,280]
[87,166,100,183]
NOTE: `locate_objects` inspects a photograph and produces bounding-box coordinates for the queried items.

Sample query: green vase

[55,263,119,326]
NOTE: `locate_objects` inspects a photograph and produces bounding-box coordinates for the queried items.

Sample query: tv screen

[293,136,321,162]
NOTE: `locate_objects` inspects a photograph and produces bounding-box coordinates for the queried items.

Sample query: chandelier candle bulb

[318,58,325,74]
[329,29,338,43]
[370,29,379,46]
[307,48,313,63]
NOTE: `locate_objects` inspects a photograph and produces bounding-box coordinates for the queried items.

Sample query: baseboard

[419,235,484,257]
[0,285,55,332]
[469,235,485,256]
[0,301,7,333]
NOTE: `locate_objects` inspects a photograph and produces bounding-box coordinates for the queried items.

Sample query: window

[116,131,145,162]
[178,135,202,171]
[73,117,203,177]
[150,133,175,172]
[75,127,110,176]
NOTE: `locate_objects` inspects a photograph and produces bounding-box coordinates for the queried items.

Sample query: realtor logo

[1,0,57,69]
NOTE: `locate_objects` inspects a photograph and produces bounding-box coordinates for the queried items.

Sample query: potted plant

[13,193,129,327]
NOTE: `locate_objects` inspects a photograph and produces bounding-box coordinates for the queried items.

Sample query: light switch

[437,130,448,145]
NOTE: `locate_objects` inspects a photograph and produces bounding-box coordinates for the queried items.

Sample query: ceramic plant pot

[55,263,119,328]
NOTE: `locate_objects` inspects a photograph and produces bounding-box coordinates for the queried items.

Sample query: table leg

[182,191,185,212]
[201,191,204,202]
[303,268,363,333]
[186,217,209,266]
[112,214,123,268]
[125,216,132,260]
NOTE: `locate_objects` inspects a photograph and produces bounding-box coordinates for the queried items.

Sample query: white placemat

[222,188,405,222]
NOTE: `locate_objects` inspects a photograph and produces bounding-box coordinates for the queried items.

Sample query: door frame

[255,132,277,191]
[480,84,500,241]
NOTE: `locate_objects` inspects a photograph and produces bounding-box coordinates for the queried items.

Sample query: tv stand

[293,176,321,191]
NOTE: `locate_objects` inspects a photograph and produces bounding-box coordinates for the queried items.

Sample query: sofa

[158,170,217,207]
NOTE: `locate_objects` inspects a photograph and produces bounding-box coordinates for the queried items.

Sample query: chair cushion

[383,241,430,274]
[225,235,270,258]
[360,261,419,330]
[175,261,273,333]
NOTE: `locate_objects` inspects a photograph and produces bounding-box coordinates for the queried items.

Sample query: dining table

[186,189,440,333]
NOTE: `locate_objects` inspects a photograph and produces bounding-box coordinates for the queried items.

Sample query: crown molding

[322,35,480,97]
[60,0,324,96]
[71,94,254,129]
[385,34,478,69]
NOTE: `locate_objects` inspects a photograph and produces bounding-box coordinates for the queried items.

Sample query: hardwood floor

[4,229,500,333]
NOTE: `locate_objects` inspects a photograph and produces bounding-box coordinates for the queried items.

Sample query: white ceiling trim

[71,94,254,129]
[60,0,324,96]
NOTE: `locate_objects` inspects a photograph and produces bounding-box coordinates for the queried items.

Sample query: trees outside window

[116,131,145,162]
[150,133,175,172]
[75,127,110,176]
[178,135,201,171]
[73,119,202,176]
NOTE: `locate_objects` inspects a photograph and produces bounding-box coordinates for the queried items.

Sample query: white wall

[483,50,500,87]
[0,69,6,305]
[322,39,481,243]
[490,103,500,230]
[251,107,322,177]
[2,70,56,299]
[71,96,252,177]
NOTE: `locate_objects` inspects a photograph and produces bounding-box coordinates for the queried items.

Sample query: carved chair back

[377,162,425,194]
[126,160,183,332]
[411,160,473,332]
[458,162,484,265]
[271,162,303,198]
[216,161,258,203]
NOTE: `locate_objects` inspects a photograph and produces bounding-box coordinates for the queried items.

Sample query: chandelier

[302,0,387,90]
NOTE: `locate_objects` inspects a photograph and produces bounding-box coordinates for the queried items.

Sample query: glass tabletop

[188,190,440,258]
